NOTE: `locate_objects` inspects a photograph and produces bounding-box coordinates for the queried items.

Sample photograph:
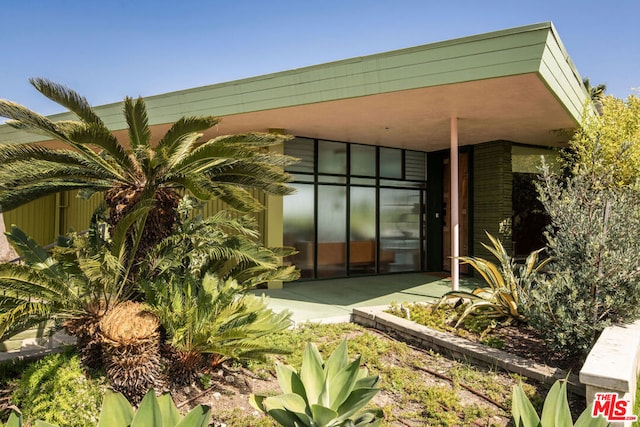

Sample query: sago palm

[140,273,292,385]
[143,197,299,287]
[0,78,296,256]
[0,205,148,368]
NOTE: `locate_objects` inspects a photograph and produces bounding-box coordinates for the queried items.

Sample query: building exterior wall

[64,191,104,234]
[472,141,513,259]
[2,194,57,248]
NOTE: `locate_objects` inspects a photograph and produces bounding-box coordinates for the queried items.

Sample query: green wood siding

[538,28,587,122]
[0,22,584,145]
[64,191,104,233]
[3,195,57,246]
[200,189,267,245]
[472,141,513,259]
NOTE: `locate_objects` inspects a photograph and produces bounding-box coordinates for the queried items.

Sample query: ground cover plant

[0,323,565,427]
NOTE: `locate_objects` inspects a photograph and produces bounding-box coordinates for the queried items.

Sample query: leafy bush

[143,198,299,287]
[512,379,606,427]
[140,273,292,383]
[527,161,640,359]
[250,339,383,427]
[12,349,106,427]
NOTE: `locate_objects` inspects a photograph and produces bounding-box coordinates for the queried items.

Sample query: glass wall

[380,188,422,272]
[511,145,559,256]
[317,185,347,277]
[283,183,315,278]
[283,137,427,280]
[350,186,376,274]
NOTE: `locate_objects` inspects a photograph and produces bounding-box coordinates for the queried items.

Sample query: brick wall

[472,141,513,259]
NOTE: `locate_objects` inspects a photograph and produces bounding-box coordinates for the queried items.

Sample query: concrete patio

[252,272,479,324]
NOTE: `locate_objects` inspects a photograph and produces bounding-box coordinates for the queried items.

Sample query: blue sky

[1,0,638,119]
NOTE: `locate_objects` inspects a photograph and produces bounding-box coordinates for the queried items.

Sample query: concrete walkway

[252,272,479,324]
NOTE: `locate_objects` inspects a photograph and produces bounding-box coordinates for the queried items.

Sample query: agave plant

[436,232,549,328]
[0,413,22,427]
[250,339,383,427]
[5,389,210,427]
[140,273,292,385]
[0,78,297,260]
[512,380,606,427]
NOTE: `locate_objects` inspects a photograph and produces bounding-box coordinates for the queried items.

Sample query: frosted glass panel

[405,150,426,180]
[318,141,347,175]
[380,147,402,179]
[350,187,376,274]
[317,185,346,277]
[285,138,315,173]
[283,184,315,279]
[351,144,376,177]
[380,188,421,272]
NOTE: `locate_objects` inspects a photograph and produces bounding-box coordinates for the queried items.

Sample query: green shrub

[528,161,640,360]
[12,349,106,427]
[140,273,292,383]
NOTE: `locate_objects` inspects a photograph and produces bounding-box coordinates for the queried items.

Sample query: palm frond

[0,299,53,340]
[206,169,295,196]
[168,175,213,200]
[66,124,135,180]
[166,132,204,171]
[166,140,254,176]
[0,180,112,212]
[5,225,52,266]
[0,263,82,306]
[155,116,221,164]
[0,144,100,167]
[0,160,123,188]
[196,182,264,212]
[0,100,68,141]
[124,97,151,151]
[124,97,152,177]
[30,78,104,126]
[209,132,292,147]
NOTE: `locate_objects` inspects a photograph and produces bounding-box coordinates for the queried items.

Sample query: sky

[1,0,639,120]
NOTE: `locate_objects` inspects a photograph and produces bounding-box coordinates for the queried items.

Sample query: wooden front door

[442,153,469,273]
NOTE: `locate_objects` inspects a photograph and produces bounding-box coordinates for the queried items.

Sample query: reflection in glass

[283,184,315,278]
[317,185,347,277]
[350,187,376,274]
[380,188,421,272]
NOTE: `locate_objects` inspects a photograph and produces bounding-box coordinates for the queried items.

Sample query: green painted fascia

[537,22,589,123]
[0,22,581,144]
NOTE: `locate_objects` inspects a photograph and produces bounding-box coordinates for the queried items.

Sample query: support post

[450,117,460,291]
[266,137,285,289]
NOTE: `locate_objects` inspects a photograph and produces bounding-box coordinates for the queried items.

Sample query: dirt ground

[167,326,585,427]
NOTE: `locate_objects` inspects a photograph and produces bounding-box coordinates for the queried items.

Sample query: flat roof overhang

[0,22,588,151]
